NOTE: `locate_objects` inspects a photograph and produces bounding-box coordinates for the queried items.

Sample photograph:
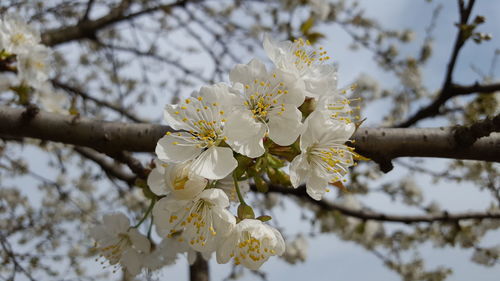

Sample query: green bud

[254,176,269,193]
[276,170,292,186]
[266,153,284,168]
[237,204,255,220]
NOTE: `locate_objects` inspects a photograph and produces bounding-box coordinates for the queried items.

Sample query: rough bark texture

[0,106,499,166]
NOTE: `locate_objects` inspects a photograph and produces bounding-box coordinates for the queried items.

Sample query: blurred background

[0,0,499,280]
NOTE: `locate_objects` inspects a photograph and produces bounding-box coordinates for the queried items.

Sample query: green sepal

[254,175,269,193]
[237,204,255,220]
[256,215,272,222]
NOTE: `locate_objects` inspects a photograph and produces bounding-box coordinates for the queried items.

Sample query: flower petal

[268,105,302,146]
[121,250,143,276]
[156,135,202,163]
[190,146,237,180]
[147,167,169,196]
[224,111,266,158]
[229,58,268,85]
[306,174,329,201]
[289,154,310,188]
[128,228,151,253]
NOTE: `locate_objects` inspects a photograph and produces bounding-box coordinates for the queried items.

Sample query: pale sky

[5,0,499,280]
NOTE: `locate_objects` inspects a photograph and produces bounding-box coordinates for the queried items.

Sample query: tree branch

[397,0,479,128]
[73,146,136,185]
[266,184,500,223]
[52,79,146,123]
[190,253,209,281]
[453,113,500,146]
[0,106,498,165]
[41,0,192,46]
[396,82,500,128]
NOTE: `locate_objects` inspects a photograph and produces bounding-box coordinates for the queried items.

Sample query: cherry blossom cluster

[0,15,67,112]
[90,35,364,276]
[0,15,50,91]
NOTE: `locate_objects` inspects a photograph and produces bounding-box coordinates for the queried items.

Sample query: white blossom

[152,188,236,254]
[290,111,356,200]
[155,83,238,180]
[0,14,40,54]
[147,160,207,200]
[89,213,151,276]
[16,44,51,88]
[282,234,308,264]
[217,219,285,270]
[35,83,68,113]
[309,0,331,21]
[264,35,337,98]
[225,59,304,157]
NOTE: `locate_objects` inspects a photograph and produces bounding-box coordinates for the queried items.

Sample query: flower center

[11,33,26,45]
[232,233,271,265]
[173,176,189,190]
[97,233,132,263]
[242,79,288,121]
[291,38,330,73]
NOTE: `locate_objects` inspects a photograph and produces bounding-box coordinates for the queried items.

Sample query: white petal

[147,168,169,196]
[229,58,268,85]
[271,227,286,255]
[163,104,187,130]
[303,64,337,97]
[224,111,266,158]
[198,189,230,208]
[156,135,202,163]
[306,174,329,201]
[128,228,151,253]
[172,176,207,200]
[289,154,310,188]
[199,83,238,108]
[268,105,302,146]
[121,250,143,276]
[216,233,237,264]
[103,213,130,233]
[190,146,237,180]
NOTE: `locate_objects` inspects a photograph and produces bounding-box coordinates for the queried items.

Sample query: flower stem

[134,198,156,228]
[233,172,246,205]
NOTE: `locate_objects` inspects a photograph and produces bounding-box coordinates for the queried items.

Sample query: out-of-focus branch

[41,0,193,46]
[266,184,500,223]
[52,79,145,123]
[104,151,148,180]
[397,0,480,128]
[0,106,498,165]
[397,82,500,128]
[190,253,210,281]
[80,0,96,22]
[94,43,210,84]
[73,147,136,185]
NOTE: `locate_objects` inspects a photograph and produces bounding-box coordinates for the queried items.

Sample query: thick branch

[267,184,500,223]
[0,106,498,164]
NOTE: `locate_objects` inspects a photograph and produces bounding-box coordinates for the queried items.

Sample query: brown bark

[0,106,498,166]
[189,253,209,281]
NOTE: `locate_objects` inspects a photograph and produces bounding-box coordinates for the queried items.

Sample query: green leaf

[300,16,315,35]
